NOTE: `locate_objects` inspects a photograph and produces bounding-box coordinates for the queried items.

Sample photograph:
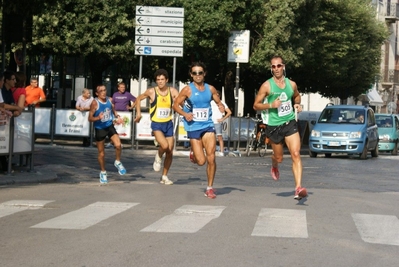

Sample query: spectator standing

[25,77,46,107]
[210,90,232,156]
[107,82,136,148]
[76,88,93,111]
[1,71,23,173]
[12,72,27,111]
[112,82,136,111]
[76,88,94,147]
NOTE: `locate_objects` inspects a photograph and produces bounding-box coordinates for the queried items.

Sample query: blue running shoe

[99,171,108,184]
[114,161,126,175]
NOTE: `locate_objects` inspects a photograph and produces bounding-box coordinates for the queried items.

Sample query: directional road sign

[135,36,183,47]
[135,16,184,27]
[136,6,184,17]
[135,6,184,57]
[135,46,183,57]
[135,26,184,37]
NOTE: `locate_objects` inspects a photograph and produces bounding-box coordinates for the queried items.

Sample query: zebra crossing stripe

[31,202,139,230]
[141,205,226,233]
[352,213,399,246]
[0,200,54,219]
[252,208,308,238]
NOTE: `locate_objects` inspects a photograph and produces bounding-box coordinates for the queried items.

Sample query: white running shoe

[114,161,126,175]
[153,152,162,172]
[160,175,173,185]
[99,171,108,184]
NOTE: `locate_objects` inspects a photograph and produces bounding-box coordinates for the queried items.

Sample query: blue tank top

[93,97,114,129]
[182,82,214,132]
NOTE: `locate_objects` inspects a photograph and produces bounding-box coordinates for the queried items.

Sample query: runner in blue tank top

[253,55,307,200]
[173,62,225,199]
[89,84,126,184]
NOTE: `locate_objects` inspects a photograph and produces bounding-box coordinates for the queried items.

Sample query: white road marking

[252,208,308,238]
[0,200,54,218]
[141,205,226,233]
[31,202,138,230]
[352,213,399,246]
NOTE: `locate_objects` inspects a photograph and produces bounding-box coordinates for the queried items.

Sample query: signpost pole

[234,62,240,117]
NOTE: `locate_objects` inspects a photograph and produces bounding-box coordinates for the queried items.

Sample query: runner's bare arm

[291,81,302,112]
[134,88,154,122]
[173,86,193,122]
[88,100,100,122]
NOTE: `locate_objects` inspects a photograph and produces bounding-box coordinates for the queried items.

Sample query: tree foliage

[251,0,388,100]
[26,0,388,111]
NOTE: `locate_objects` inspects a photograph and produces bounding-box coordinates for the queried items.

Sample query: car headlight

[350,132,361,138]
[311,130,321,137]
[379,134,390,141]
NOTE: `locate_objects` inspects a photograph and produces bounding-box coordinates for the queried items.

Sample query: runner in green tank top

[253,55,308,200]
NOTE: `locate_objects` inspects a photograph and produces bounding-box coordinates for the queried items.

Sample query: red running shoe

[204,188,216,199]
[271,166,280,181]
[294,187,308,200]
[189,149,197,163]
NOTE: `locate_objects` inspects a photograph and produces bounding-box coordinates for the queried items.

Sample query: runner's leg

[284,132,302,188]
[202,132,217,187]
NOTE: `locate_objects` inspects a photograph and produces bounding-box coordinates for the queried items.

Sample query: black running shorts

[95,125,118,142]
[266,119,298,144]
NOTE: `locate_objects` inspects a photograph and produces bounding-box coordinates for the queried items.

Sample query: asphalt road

[0,145,398,267]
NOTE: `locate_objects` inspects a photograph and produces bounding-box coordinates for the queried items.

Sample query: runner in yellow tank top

[134,69,179,185]
[150,86,173,123]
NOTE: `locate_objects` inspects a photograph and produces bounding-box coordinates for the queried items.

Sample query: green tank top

[261,78,295,126]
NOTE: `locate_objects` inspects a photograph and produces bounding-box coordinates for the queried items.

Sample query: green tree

[32,0,137,86]
[250,0,388,100]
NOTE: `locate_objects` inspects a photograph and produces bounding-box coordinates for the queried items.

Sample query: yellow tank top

[150,87,173,122]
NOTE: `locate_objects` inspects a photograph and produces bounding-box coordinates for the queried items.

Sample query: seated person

[384,118,392,127]
[354,111,364,123]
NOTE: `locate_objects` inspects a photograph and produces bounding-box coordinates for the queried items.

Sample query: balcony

[385,3,399,23]
[380,68,399,88]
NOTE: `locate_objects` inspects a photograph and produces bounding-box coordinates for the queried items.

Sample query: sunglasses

[191,71,204,76]
[271,64,284,69]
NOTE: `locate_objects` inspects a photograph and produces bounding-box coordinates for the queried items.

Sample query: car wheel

[325,153,332,158]
[371,142,379,157]
[360,141,368,159]
[392,140,398,155]
[309,150,317,158]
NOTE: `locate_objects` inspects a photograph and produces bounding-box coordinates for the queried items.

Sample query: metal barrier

[0,107,35,174]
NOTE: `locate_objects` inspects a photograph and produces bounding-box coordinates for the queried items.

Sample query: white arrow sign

[135,36,183,47]
[136,6,184,17]
[136,16,184,27]
[135,46,183,57]
[135,26,184,37]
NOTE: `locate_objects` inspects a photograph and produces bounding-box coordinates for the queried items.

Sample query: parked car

[308,104,379,159]
[375,113,399,155]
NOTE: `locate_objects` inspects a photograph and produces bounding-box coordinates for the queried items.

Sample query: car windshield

[318,108,365,124]
[375,115,393,128]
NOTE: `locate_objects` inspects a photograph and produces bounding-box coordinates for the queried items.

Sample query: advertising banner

[55,110,90,136]
[135,112,155,140]
[114,111,132,140]
[14,112,33,153]
[35,108,51,134]
[0,112,11,154]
